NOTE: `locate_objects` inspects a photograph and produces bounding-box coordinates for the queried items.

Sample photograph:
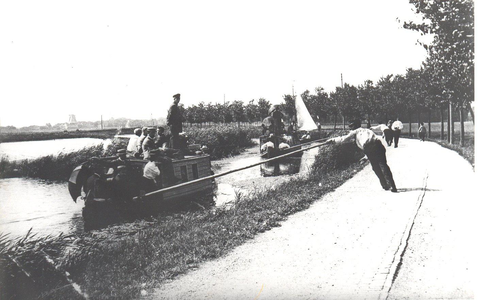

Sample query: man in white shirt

[391,119,403,148]
[327,120,397,193]
[143,149,161,193]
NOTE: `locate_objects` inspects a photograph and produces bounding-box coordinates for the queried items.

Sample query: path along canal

[0,139,320,239]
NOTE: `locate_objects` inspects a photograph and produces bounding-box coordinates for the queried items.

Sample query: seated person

[142,149,161,193]
[155,126,169,149]
[301,131,311,141]
[142,127,157,160]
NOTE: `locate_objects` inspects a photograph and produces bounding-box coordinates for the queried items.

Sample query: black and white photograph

[0,0,475,299]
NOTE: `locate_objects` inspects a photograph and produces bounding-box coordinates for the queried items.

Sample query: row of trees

[178,0,473,146]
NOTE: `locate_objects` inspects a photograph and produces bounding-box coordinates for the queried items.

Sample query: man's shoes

[390,188,398,193]
[394,146,398,148]
[383,185,391,191]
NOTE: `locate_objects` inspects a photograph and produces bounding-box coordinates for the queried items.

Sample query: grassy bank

[431,136,475,168]
[0,142,365,299]
[0,129,121,143]
[0,143,119,180]
[185,125,262,159]
[0,127,262,181]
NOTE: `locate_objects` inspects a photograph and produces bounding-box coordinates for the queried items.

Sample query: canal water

[0,138,106,161]
[0,141,320,239]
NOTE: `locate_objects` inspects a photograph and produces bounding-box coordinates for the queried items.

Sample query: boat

[68,146,214,230]
[259,94,318,158]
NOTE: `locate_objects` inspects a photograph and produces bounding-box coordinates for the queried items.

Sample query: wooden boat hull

[68,154,214,230]
[259,135,303,159]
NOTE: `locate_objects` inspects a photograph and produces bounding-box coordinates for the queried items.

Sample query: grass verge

[0,142,365,299]
[431,136,474,168]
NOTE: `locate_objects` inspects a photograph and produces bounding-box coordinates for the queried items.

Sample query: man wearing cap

[167,93,183,149]
[142,127,157,160]
[135,127,148,158]
[326,119,397,193]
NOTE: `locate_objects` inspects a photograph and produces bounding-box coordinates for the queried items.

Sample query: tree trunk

[408,109,412,137]
[417,111,421,137]
[449,101,454,144]
[467,101,475,124]
[428,110,431,138]
[333,113,337,130]
[343,115,346,130]
[440,106,444,140]
[459,108,465,146]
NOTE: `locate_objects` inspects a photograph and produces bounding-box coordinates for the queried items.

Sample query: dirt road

[147,138,476,300]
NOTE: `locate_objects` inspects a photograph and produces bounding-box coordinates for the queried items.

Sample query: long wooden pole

[134,138,329,200]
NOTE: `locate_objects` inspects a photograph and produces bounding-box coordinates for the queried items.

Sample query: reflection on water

[260,158,301,177]
[0,178,84,238]
[213,142,320,205]
[0,138,106,161]
[0,142,321,238]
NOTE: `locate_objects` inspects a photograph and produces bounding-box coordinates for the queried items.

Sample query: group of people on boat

[89,94,194,199]
[260,105,295,154]
[127,93,186,159]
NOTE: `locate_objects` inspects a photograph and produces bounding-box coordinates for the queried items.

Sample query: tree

[229,100,246,126]
[280,94,296,122]
[376,75,396,121]
[257,98,271,120]
[336,83,361,128]
[245,100,260,123]
[357,80,378,127]
[404,0,474,145]
[304,87,330,123]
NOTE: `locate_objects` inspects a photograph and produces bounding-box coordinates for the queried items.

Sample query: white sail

[295,96,317,131]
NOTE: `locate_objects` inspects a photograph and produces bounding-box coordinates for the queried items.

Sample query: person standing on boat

[391,118,403,148]
[326,120,397,193]
[167,93,183,149]
[269,105,284,135]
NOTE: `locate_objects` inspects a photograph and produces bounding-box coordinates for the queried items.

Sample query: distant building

[67,114,79,130]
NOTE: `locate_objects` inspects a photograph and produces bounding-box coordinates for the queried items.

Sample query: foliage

[185,125,261,159]
[404,0,474,110]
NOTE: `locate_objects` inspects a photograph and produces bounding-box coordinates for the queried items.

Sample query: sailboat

[295,93,318,142]
[259,95,318,159]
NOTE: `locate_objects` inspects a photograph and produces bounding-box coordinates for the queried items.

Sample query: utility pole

[292,82,295,97]
[341,73,345,129]
[100,115,103,129]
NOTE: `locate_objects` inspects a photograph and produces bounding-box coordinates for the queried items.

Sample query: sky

[0,0,429,128]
